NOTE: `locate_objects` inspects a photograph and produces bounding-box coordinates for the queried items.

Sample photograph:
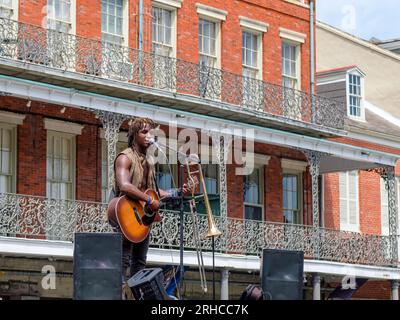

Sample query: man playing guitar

[108,117,191,298]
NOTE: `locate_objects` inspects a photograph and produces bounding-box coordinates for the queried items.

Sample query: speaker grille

[261,249,304,300]
[73,233,122,300]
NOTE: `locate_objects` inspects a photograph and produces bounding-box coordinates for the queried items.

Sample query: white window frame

[279,28,305,91]
[339,171,360,233]
[47,0,76,35]
[196,3,226,70]
[282,160,306,225]
[381,177,389,235]
[0,0,18,19]
[46,130,76,200]
[44,118,82,200]
[242,153,270,221]
[101,0,129,46]
[346,70,365,121]
[282,172,303,225]
[281,40,301,90]
[152,2,177,58]
[0,112,24,195]
[240,16,268,80]
[198,17,220,69]
[0,122,17,193]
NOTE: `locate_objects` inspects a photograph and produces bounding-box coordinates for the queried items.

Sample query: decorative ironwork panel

[0,193,396,267]
[92,110,127,193]
[367,166,399,264]
[0,193,112,241]
[0,17,345,130]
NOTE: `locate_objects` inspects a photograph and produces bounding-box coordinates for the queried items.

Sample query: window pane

[245,205,262,221]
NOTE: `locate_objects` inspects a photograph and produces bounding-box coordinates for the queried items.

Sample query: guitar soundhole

[142,207,155,226]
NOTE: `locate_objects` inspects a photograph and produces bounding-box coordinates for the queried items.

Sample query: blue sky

[316,0,400,41]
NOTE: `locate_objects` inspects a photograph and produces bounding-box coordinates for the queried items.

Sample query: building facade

[0,1,399,300]
[317,21,400,299]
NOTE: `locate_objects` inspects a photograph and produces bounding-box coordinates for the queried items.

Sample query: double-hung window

[348,73,363,118]
[0,112,24,194]
[152,4,176,90]
[281,160,306,225]
[196,4,226,100]
[282,42,299,90]
[46,131,75,200]
[243,166,264,221]
[198,18,222,99]
[0,123,16,193]
[242,30,263,110]
[283,173,302,224]
[101,0,131,80]
[47,0,76,69]
[280,28,306,120]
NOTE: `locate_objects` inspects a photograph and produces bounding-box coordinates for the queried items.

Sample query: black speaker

[73,232,122,300]
[127,268,170,300]
[261,249,304,300]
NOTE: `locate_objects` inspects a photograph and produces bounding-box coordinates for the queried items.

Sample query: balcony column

[301,149,326,227]
[210,132,232,252]
[379,166,399,265]
[94,110,127,193]
[391,280,399,300]
[312,274,321,300]
[220,268,230,300]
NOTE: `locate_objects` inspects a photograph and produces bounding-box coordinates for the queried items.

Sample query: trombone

[185,155,222,294]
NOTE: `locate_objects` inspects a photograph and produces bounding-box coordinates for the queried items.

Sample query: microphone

[148,137,156,145]
[148,137,200,164]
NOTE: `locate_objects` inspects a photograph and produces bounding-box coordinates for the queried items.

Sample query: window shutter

[339,172,348,225]
[381,178,389,235]
[348,171,358,226]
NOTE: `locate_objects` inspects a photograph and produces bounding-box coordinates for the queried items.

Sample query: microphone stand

[178,154,184,299]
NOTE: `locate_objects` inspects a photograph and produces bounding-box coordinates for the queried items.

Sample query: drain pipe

[139,0,143,51]
[310,0,316,123]
[138,0,144,84]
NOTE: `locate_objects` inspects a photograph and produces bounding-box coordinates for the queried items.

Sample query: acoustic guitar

[107,189,176,243]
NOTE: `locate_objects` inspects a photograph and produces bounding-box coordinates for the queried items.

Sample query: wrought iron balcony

[0,17,345,130]
[0,193,394,267]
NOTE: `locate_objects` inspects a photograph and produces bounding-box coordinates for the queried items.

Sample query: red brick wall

[76,125,99,202]
[323,170,385,235]
[266,156,283,222]
[18,113,46,196]
[17,0,311,91]
[19,0,47,26]
[0,97,102,201]
[76,0,101,40]
[359,170,382,235]
[323,172,339,230]
[174,0,311,89]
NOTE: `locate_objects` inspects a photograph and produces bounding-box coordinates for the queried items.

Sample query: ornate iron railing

[0,17,345,130]
[0,193,395,267]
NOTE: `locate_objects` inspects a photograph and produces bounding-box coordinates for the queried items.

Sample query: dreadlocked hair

[127,117,158,148]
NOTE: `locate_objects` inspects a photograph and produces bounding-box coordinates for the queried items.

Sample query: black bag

[239,284,264,300]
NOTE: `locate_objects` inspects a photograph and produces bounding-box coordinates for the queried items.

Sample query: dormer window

[347,70,365,120]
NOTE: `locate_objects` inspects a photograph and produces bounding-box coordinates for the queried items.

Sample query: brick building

[317,21,400,299]
[0,1,398,299]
